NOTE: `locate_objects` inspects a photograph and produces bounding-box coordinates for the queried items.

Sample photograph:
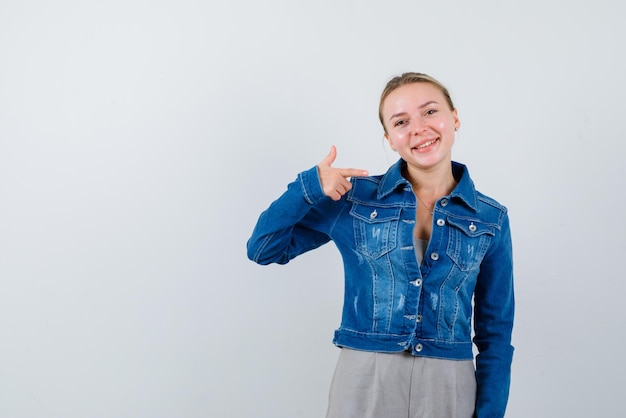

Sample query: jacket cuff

[298,166,326,204]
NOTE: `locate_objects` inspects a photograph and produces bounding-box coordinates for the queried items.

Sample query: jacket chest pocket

[445,217,495,271]
[350,204,400,259]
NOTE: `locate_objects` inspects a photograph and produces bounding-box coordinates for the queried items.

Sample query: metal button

[412,278,422,287]
[436,218,445,226]
[469,222,477,232]
[440,198,448,207]
[416,315,422,323]
[415,343,423,352]
[430,252,439,261]
[370,210,378,220]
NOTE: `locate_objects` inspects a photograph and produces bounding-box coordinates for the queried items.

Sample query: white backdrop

[1,1,624,417]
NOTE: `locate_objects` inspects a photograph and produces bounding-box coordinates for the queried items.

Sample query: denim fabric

[247,159,514,418]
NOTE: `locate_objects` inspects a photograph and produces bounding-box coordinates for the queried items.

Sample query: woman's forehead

[383,83,446,111]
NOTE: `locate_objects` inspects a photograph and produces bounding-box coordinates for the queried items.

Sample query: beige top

[414,238,428,264]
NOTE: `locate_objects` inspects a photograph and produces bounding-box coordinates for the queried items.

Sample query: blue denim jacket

[247,159,514,418]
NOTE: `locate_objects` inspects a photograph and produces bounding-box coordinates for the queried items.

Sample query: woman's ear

[453,109,460,131]
[385,133,396,151]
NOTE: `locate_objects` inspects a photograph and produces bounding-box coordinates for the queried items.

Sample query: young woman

[247,72,514,418]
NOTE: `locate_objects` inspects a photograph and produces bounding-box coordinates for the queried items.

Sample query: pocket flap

[350,204,401,223]
[446,217,495,238]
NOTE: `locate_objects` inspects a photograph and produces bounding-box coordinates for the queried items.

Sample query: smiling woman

[247,72,515,418]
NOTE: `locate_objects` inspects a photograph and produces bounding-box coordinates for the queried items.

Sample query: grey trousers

[326,348,476,418]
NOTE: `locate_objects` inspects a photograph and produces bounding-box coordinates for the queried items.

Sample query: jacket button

[430,252,439,261]
[469,222,477,232]
[415,343,423,352]
[370,210,378,219]
[416,315,422,323]
[412,278,422,287]
[440,198,448,207]
[436,218,445,226]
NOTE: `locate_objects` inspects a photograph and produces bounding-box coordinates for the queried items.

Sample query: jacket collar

[378,159,478,211]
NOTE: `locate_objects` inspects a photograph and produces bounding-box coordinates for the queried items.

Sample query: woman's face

[382,82,460,171]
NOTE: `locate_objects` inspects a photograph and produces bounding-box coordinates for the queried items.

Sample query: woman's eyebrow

[389,111,408,121]
[418,100,439,109]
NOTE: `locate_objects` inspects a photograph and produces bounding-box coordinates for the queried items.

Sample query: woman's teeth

[416,139,437,149]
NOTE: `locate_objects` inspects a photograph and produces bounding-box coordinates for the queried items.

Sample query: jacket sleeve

[473,210,515,418]
[247,166,333,265]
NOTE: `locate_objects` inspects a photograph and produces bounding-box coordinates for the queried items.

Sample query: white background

[1,1,624,417]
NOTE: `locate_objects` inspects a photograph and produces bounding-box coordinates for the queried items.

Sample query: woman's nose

[413,125,427,135]
[411,117,427,135]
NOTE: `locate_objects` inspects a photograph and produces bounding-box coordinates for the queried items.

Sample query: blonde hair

[378,72,455,133]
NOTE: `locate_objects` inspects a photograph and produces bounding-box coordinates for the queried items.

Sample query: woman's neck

[405,163,456,202]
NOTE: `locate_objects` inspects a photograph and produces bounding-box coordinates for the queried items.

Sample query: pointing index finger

[338,168,369,178]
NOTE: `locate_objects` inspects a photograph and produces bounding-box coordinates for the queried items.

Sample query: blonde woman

[248,72,514,418]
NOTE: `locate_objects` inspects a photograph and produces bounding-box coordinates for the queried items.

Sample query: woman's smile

[413,137,439,151]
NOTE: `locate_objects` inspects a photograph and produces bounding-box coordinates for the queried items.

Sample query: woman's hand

[317,145,368,201]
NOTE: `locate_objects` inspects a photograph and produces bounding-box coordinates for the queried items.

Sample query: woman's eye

[425,109,437,116]
[394,120,407,127]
